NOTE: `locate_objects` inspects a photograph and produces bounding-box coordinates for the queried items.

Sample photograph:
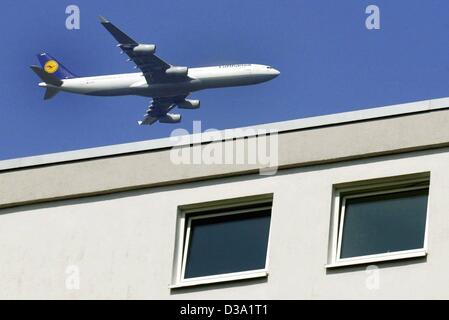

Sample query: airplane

[30,16,280,125]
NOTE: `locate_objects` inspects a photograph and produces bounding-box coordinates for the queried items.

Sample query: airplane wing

[138,96,187,125]
[99,16,185,83]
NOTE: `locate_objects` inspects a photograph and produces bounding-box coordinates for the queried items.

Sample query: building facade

[1,98,449,299]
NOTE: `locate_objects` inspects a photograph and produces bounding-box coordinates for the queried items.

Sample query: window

[328,176,430,268]
[172,196,272,288]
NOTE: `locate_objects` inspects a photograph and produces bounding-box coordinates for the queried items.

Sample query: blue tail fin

[37,53,77,79]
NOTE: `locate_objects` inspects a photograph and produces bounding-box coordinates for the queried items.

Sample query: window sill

[326,249,427,269]
[170,270,268,289]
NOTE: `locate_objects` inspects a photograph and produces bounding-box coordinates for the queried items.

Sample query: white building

[1,97,449,299]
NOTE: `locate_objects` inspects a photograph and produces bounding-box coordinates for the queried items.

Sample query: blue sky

[1,0,449,160]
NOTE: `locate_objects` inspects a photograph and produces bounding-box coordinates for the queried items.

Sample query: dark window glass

[184,209,271,279]
[340,189,428,259]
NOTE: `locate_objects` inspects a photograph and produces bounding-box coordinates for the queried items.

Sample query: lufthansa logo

[44,60,59,74]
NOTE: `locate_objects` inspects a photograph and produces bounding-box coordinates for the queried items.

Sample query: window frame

[172,199,272,288]
[327,179,430,268]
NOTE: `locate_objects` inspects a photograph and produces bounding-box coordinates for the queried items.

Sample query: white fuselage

[41,64,280,98]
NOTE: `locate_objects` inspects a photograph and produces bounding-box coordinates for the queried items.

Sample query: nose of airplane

[266,67,280,78]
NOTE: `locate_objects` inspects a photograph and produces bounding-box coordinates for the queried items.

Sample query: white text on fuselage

[219,64,251,68]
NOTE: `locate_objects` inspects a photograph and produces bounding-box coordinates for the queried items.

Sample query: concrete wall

[1,148,448,299]
[2,107,449,209]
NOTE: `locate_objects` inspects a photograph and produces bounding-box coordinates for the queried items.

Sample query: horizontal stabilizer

[30,66,63,86]
[44,87,60,100]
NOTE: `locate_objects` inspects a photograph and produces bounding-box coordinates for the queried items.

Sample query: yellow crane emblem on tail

[44,60,59,74]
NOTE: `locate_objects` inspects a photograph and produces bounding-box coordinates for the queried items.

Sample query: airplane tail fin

[30,65,63,86]
[30,65,62,100]
[31,52,76,100]
[36,52,77,80]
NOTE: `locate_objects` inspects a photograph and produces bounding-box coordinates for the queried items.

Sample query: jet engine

[159,113,182,124]
[165,66,188,77]
[133,44,156,55]
[177,99,200,109]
